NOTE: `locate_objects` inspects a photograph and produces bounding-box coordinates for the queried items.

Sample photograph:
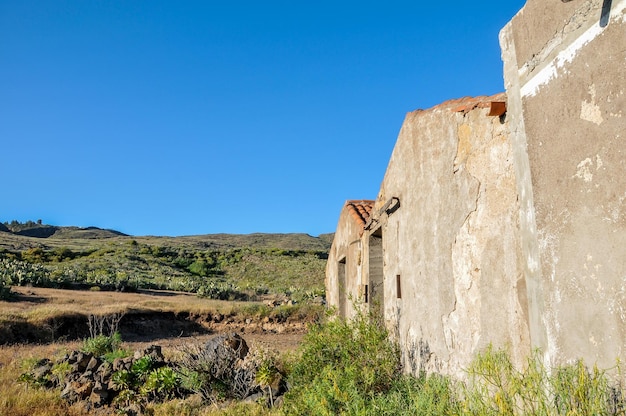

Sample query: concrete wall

[375,96,530,377]
[501,0,626,368]
[326,0,626,378]
[326,96,531,378]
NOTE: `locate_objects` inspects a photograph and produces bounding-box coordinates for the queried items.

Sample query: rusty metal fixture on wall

[364,197,401,231]
[379,196,401,216]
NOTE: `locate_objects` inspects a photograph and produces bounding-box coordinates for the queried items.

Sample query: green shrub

[366,373,461,415]
[281,321,625,416]
[197,281,246,300]
[111,369,135,391]
[50,361,72,386]
[253,348,282,407]
[188,259,210,276]
[104,347,131,363]
[112,388,143,409]
[17,358,54,389]
[112,355,181,406]
[81,332,122,356]
[141,366,181,400]
[131,355,155,378]
[462,345,625,415]
[549,358,625,415]
[240,303,271,318]
[111,356,154,390]
[177,346,245,403]
[282,310,400,415]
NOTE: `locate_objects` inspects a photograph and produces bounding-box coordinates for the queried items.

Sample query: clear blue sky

[1,0,526,237]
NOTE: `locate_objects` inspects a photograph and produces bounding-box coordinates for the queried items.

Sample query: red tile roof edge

[345,200,375,228]
[412,92,507,115]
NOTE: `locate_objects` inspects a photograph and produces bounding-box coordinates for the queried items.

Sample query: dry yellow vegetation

[0,287,309,416]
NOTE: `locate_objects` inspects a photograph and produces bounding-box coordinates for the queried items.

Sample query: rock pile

[21,333,285,414]
[24,345,168,413]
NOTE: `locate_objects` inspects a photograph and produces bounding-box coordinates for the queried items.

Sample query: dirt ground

[125,332,304,354]
[2,286,248,316]
[1,286,308,353]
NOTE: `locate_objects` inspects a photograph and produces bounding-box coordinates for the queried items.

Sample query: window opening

[396,274,401,299]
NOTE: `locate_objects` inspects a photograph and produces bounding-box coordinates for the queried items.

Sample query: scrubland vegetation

[4,310,626,415]
[0,221,328,302]
[2,221,625,414]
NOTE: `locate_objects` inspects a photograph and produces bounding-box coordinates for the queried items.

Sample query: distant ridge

[0,220,331,302]
[172,232,332,251]
[2,221,128,239]
[0,221,333,252]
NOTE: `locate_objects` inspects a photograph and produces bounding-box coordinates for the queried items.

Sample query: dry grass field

[2,286,249,318]
[1,286,311,348]
[0,286,313,415]
[0,225,326,414]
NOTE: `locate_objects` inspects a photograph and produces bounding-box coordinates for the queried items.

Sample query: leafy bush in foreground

[280,309,626,416]
[282,310,401,415]
[463,345,625,415]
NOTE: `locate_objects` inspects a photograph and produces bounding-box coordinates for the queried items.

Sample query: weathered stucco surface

[327,0,626,379]
[381,98,529,377]
[501,0,626,368]
[327,97,531,378]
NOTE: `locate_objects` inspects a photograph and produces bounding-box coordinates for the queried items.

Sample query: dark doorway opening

[369,228,384,316]
[338,257,347,318]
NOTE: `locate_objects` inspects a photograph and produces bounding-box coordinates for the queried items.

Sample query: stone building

[326,95,530,377]
[326,0,626,378]
[501,0,626,370]
[325,200,373,321]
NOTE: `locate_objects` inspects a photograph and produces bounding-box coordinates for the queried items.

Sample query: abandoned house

[326,0,626,379]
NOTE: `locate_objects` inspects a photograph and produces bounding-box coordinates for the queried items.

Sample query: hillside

[0,221,331,250]
[0,221,333,301]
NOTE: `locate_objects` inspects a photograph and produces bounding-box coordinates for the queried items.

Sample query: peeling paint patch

[581,101,603,125]
[454,124,473,170]
[573,158,594,182]
[572,154,605,182]
[520,0,626,98]
[580,86,604,125]
[520,62,558,98]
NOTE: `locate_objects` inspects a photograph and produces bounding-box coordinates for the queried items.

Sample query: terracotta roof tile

[413,93,507,116]
[346,200,374,228]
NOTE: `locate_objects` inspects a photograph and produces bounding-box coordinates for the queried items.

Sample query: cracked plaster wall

[501,0,626,368]
[371,102,529,378]
[327,0,625,380]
